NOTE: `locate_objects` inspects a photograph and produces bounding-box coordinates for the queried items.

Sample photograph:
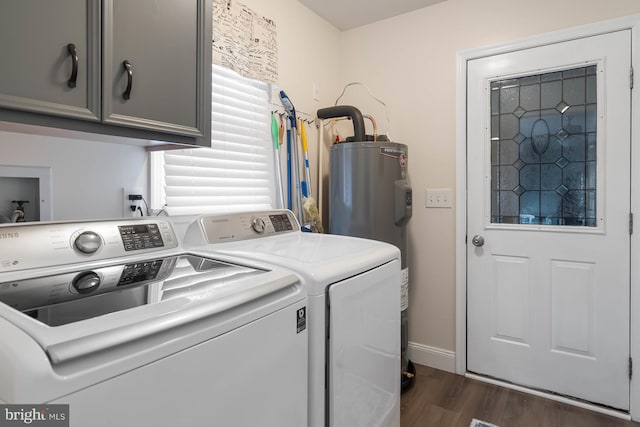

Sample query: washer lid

[0,254,268,314]
[0,254,302,366]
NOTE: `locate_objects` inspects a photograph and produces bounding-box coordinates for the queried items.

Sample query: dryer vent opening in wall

[0,166,52,222]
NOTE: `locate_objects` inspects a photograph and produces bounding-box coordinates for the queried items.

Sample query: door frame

[455,14,640,420]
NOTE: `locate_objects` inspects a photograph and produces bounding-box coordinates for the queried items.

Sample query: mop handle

[271,113,285,209]
[286,121,292,211]
[301,121,312,197]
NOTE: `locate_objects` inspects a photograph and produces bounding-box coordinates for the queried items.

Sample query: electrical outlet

[425,188,453,208]
[312,82,320,101]
[122,187,144,217]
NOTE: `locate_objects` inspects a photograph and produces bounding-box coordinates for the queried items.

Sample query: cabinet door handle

[67,43,78,88]
[122,60,133,100]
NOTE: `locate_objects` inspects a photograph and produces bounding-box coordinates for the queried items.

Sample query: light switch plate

[425,188,453,208]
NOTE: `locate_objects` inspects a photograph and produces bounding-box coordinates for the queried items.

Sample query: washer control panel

[268,213,295,232]
[0,218,178,273]
[198,210,299,243]
[119,224,165,251]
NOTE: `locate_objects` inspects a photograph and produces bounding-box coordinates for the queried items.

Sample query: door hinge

[631,67,635,89]
[630,356,633,379]
[630,213,634,235]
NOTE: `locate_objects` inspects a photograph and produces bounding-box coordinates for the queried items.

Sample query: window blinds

[160,65,276,215]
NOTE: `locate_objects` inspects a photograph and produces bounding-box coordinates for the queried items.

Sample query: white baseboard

[407,342,456,373]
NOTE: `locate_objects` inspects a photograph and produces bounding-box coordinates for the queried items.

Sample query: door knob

[471,235,485,247]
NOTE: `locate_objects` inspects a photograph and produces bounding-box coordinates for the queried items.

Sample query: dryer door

[327,259,401,427]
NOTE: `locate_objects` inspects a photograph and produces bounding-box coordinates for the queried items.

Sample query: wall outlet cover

[122,187,144,217]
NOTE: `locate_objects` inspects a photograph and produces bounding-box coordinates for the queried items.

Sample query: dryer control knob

[74,231,102,254]
[72,271,101,294]
[251,218,266,234]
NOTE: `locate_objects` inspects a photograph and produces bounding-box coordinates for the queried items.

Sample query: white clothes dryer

[179,209,401,427]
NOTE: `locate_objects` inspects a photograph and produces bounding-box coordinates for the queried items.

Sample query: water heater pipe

[363,114,378,141]
[317,105,366,142]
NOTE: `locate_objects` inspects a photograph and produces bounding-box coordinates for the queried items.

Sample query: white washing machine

[179,209,401,427]
[0,217,307,427]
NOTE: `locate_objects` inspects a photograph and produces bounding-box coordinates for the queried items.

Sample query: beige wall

[336,0,640,355]
[241,0,341,118]
[241,0,341,213]
[250,0,341,120]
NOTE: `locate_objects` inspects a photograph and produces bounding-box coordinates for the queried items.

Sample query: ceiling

[297,0,446,31]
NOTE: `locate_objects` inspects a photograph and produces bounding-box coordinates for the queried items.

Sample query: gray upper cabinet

[0,0,211,147]
[103,0,209,138]
[0,0,100,121]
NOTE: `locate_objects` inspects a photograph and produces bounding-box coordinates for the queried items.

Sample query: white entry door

[467,30,631,410]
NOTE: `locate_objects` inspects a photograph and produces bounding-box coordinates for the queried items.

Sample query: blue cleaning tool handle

[279,90,296,128]
[286,124,292,210]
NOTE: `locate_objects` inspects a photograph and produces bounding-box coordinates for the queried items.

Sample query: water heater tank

[329,140,413,384]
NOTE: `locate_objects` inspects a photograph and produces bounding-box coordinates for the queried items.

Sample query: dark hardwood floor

[401,364,640,427]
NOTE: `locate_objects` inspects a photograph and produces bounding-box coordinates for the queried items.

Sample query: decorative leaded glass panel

[490,65,597,226]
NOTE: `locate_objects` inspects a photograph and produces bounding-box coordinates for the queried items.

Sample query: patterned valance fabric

[212,0,278,83]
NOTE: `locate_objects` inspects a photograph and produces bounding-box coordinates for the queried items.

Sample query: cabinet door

[0,0,100,121]
[103,0,209,138]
